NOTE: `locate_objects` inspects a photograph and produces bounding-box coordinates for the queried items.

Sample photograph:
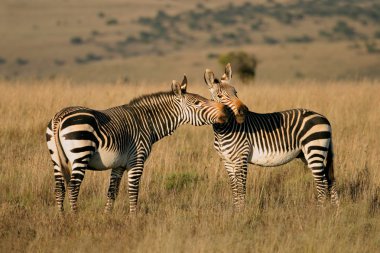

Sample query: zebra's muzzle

[217,114,228,124]
[215,105,229,124]
[234,103,248,124]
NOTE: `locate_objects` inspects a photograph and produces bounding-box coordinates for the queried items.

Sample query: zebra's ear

[204,69,218,88]
[221,63,232,83]
[172,80,183,96]
[180,75,188,93]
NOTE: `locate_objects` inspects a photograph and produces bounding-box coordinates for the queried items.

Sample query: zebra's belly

[249,149,301,167]
[88,149,127,170]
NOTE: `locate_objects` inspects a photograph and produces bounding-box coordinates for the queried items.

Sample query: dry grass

[0,79,379,252]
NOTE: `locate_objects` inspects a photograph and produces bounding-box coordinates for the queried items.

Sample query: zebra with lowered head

[46,76,228,213]
[204,64,339,210]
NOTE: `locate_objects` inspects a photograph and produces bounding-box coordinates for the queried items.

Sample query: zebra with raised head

[204,64,339,210]
[46,76,228,213]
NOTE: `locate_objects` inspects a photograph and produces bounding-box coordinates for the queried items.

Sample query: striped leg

[46,125,66,212]
[327,172,339,207]
[225,161,247,211]
[329,180,339,206]
[68,167,86,212]
[105,167,125,213]
[128,163,144,213]
[225,161,240,209]
[310,166,328,205]
[54,174,66,212]
[236,161,248,211]
[305,146,329,205]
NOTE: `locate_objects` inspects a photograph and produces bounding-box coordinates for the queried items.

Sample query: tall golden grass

[0,79,379,252]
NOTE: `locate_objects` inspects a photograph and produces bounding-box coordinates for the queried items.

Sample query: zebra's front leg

[104,167,125,213]
[235,161,248,211]
[68,167,86,213]
[224,161,244,211]
[127,163,144,213]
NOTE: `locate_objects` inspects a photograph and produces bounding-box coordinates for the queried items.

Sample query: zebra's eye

[195,101,202,107]
[217,94,223,98]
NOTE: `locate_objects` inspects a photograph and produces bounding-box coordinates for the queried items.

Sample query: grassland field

[0,79,379,252]
[1,0,380,252]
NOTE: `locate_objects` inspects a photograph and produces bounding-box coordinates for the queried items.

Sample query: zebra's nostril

[218,115,228,123]
[239,105,248,115]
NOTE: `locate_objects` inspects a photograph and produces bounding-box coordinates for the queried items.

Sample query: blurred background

[1,0,380,84]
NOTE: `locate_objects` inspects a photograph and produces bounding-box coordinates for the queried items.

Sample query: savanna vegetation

[0,80,379,252]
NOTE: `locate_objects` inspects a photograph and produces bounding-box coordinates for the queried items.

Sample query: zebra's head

[204,63,248,124]
[172,75,228,126]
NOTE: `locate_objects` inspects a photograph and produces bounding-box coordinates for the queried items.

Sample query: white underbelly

[88,148,127,170]
[249,149,301,166]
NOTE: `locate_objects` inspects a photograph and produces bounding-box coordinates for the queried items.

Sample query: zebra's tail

[53,119,71,184]
[325,142,334,183]
[325,141,339,205]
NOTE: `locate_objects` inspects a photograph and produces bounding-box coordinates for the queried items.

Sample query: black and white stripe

[46,77,227,213]
[204,65,339,209]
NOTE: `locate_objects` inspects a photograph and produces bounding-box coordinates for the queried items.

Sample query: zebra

[46,76,228,213]
[203,63,339,210]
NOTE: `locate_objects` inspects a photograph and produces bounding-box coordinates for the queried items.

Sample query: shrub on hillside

[106,18,118,25]
[333,20,356,39]
[286,35,313,43]
[374,30,380,39]
[70,36,84,45]
[53,59,65,66]
[219,51,258,83]
[365,41,380,54]
[16,58,28,66]
[263,36,279,45]
[98,12,105,18]
[75,53,103,64]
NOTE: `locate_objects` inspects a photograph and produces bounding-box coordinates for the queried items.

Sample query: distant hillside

[1,0,379,82]
[102,0,380,57]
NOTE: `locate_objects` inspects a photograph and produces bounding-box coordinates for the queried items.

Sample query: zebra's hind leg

[54,174,66,212]
[46,124,66,212]
[104,167,125,213]
[127,163,144,213]
[304,145,329,206]
[68,166,86,213]
[311,167,328,206]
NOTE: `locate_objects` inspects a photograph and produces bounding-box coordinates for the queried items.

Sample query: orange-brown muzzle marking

[212,101,229,124]
[231,97,248,124]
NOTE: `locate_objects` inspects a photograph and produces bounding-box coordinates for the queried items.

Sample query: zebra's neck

[128,91,181,142]
[213,113,240,133]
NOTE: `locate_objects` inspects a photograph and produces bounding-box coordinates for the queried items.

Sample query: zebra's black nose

[216,105,229,124]
[218,115,228,124]
[239,105,248,116]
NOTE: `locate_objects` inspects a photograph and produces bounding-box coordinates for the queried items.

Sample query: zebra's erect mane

[128,91,175,107]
